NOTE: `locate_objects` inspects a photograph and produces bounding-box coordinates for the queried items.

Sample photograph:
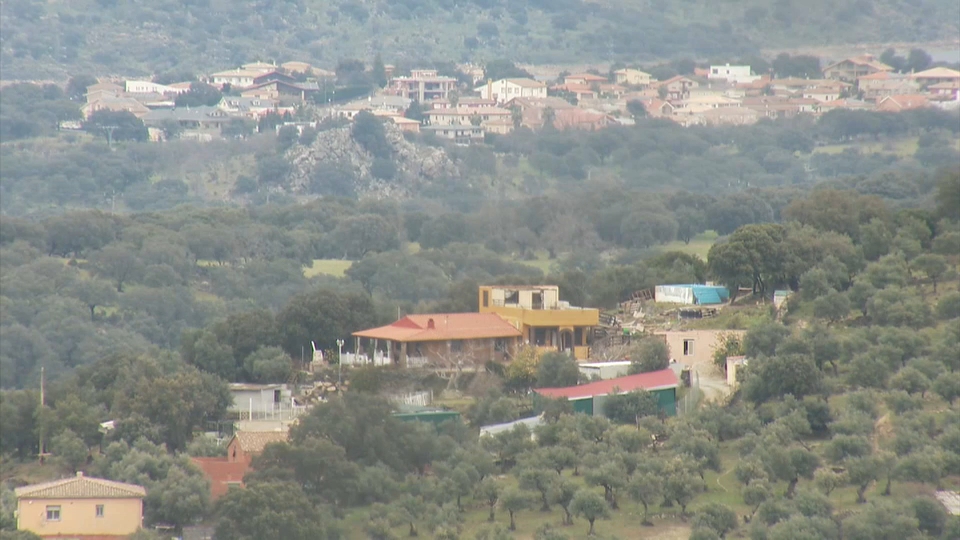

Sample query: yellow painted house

[479,285,599,360]
[15,472,146,539]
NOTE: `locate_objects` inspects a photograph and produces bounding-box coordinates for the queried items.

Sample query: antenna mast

[39,366,45,462]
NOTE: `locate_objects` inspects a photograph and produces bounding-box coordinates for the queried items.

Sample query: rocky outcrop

[285,122,459,199]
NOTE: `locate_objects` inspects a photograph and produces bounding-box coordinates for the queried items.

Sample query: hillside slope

[1,0,957,79]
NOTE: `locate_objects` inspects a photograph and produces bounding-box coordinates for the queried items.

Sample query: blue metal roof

[663,284,730,305]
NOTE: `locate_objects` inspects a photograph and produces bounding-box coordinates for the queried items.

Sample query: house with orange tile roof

[383,115,422,133]
[550,83,597,101]
[553,108,613,131]
[598,83,627,97]
[857,72,920,101]
[191,431,288,500]
[353,313,522,367]
[15,472,146,539]
[927,81,960,100]
[503,96,576,129]
[658,75,699,100]
[822,54,892,82]
[614,68,654,87]
[636,98,673,118]
[875,94,931,112]
[908,67,960,87]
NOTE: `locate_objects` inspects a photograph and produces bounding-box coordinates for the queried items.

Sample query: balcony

[493,304,599,327]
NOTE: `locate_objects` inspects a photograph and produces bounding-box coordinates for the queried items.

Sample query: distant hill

[1,0,958,79]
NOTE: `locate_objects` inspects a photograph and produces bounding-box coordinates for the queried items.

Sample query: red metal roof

[535,369,679,400]
[353,313,522,343]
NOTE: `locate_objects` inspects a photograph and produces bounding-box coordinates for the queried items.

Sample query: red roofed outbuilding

[535,368,680,416]
[190,431,288,500]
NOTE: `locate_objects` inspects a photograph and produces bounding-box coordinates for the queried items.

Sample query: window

[683,339,695,356]
[451,340,463,353]
[96,504,105,518]
[273,389,281,403]
[482,290,489,308]
[46,506,61,521]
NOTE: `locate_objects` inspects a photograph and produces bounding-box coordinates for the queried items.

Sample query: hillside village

[77,55,960,143]
[3,14,960,537]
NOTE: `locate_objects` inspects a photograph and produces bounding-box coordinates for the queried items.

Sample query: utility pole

[336,339,345,393]
[102,125,119,148]
[105,189,119,213]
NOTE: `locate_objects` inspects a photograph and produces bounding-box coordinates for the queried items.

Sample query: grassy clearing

[304,259,353,278]
[685,303,773,330]
[812,136,960,157]
[659,231,718,261]
[812,137,918,157]
[519,254,556,275]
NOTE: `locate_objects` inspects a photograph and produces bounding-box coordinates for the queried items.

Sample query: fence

[340,352,391,366]
[676,369,704,416]
[391,390,434,407]
[339,353,430,368]
[234,402,308,422]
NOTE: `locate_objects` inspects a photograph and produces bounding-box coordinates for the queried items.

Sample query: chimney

[487,79,492,101]
[427,318,435,329]
[76,471,84,477]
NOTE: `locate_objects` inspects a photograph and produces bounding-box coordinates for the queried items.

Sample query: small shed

[228,383,294,418]
[655,284,730,305]
[578,361,633,380]
[773,290,793,310]
[534,369,679,417]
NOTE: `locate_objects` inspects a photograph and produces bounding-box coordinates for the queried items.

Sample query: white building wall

[228,386,293,416]
[125,81,179,94]
[579,361,632,380]
[708,65,761,84]
[478,80,547,103]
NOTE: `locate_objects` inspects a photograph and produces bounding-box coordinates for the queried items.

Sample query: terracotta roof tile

[505,78,546,88]
[353,313,522,342]
[565,73,608,82]
[233,431,288,453]
[908,67,960,80]
[535,369,679,400]
[15,473,146,499]
[191,458,249,499]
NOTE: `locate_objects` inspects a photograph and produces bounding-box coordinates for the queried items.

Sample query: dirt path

[694,366,732,404]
